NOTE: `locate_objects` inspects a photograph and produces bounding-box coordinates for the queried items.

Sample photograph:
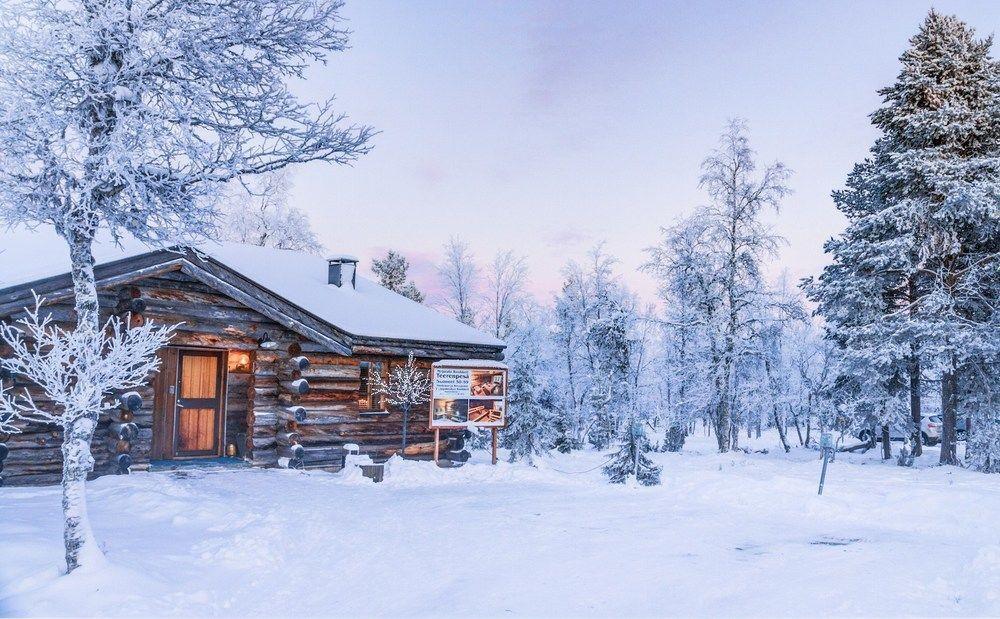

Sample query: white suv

[856,415,942,445]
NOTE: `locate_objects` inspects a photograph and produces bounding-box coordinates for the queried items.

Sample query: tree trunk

[62,416,99,572]
[715,380,731,453]
[764,357,789,452]
[940,364,959,466]
[401,404,410,451]
[881,424,892,460]
[774,410,790,453]
[909,353,922,457]
[792,410,804,446]
[63,232,103,572]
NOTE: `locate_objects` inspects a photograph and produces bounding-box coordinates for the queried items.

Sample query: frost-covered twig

[0,295,176,429]
[372,353,430,451]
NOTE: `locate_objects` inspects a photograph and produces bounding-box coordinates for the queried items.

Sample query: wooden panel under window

[177,408,216,452]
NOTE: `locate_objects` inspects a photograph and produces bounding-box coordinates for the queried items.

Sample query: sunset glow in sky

[284,0,1000,305]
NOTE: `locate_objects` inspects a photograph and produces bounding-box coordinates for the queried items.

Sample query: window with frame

[358,361,383,411]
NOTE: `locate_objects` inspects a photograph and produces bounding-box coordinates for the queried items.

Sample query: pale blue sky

[286,1,1000,302]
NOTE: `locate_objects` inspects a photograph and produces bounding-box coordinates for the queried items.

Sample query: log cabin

[0,231,505,486]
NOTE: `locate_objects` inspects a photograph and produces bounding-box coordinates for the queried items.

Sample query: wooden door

[173,350,227,458]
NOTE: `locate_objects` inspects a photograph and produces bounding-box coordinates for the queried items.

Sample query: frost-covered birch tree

[644,122,791,453]
[643,217,716,452]
[552,245,625,450]
[0,0,372,571]
[0,298,177,567]
[438,237,480,327]
[484,250,528,341]
[696,120,792,452]
[221,170,323,253]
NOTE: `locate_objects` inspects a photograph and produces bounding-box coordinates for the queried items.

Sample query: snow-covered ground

[3,433,999,617]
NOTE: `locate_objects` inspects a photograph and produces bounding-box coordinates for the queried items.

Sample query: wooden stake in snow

[818,432,834,495]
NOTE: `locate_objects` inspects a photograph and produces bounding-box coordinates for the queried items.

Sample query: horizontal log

[280,379,309,395]
[251,449,278,467]
[288,356,310,371]
[383,439,449,458]
[303,380,361,393]
[116,453,133,473]
[276,431,300,446]
[251,436,277,449]
[109,422,139,441]
[277,406,307,422]
[105,438,131,454]
[277,444,305,460]
[169,332,259,351]
[119,392,143,412]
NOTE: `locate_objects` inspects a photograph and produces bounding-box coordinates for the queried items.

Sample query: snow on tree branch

[372,353,431,411]
[0,0,374,247]
[0,295,177,429]
[371,353,430,451]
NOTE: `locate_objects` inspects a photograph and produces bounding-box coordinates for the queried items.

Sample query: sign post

[818,432,834,495]
[429,361,508,466]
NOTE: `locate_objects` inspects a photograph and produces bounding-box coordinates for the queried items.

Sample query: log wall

[0,267,460,486]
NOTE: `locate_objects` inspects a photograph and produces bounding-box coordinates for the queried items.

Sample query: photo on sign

[432,398,469,425]
[468,399,504,425]
[471,370,505,397]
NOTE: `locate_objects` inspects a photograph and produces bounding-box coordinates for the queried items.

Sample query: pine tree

[503,321,558,465]
[372,250,425,303]
[603,416,661,486]
[806,10,1000,467]
[587,297,634,450]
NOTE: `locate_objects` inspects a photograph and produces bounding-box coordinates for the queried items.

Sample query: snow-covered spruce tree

[372,353,430,452]
[502,309,559,466]
[221,170,323,253]
[0,298,177,566]
[603,417,661,486]
[806,11,1000,466]
[0,0,372,571]
[372,250,425,303]
[590,295,661,485]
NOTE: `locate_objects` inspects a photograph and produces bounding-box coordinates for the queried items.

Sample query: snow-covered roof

[0,228,504,349]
